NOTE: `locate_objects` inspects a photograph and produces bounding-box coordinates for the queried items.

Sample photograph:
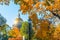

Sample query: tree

[8,27,23,40]
[20,22,29,40]
[0,24,10,40]
[53,24,60,40]
[34,22,55,40]
[0,14,11,40]
[14,0,60,40]
[13,0,60,29]
[8,27,20,37]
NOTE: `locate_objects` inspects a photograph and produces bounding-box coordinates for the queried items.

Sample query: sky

[0,0,28,27]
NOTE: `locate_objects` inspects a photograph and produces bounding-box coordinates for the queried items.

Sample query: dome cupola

[13,12,23,29]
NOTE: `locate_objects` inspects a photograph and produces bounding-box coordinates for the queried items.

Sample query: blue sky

[0,0,28,27]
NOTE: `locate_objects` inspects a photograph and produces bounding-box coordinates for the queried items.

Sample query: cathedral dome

[13,13,23,29]
[14,17,23,24]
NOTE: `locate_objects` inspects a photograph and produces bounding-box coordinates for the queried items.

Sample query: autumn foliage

[0,0,60,40]
[14,0,60,40]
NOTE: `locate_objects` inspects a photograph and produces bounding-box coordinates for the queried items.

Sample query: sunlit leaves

[29,13,38,22]
[20,0,33,14]
[14,0,60,20]
[34,2,40,9]
[20,22,29,40]
[8,27,20,37]
[8,36,23,40]
[14,0,42,14]
[40,20,50,31]
[46,0,60,11]
[46,6,53,11]
[53,24,60,39]
[23,0,29,3]
[35,29,42,38]
[20,4,29,14]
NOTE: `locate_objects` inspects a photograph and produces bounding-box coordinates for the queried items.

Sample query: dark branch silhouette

[51,11,60,19]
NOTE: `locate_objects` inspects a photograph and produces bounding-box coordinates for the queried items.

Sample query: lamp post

[23,36,25,40]
[0,28,3,40]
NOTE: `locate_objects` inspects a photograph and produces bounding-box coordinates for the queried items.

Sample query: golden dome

[14,13,23,27]
[14,17,23,24]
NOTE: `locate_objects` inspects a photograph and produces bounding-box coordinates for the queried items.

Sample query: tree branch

[51,11,60,19]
